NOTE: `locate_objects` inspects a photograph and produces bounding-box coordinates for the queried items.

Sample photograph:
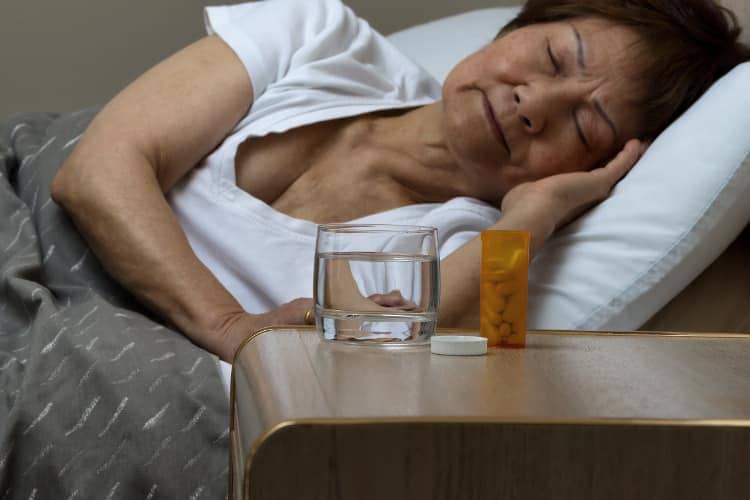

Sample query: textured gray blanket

[0,111,228,499]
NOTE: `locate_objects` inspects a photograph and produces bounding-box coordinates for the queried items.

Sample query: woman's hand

[214,298,313,362]
[501,139,647,243]
[438,139,645,329]
[368,290,418,311]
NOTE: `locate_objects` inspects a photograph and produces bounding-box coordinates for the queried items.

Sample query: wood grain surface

[231,328,750,499]
[250,421,750,500]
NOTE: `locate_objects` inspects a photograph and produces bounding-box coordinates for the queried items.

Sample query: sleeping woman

[50,0,750,361]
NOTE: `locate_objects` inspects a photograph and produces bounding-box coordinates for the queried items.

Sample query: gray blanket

[0,111,229,499]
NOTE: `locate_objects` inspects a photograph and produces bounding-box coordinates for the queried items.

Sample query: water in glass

[314,225,439,345]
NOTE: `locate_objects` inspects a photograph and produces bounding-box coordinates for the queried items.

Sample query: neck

[364,102,474,203]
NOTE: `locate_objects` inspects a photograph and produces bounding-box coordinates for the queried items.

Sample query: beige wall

[0,0,513,121]
[1,0,748,121]
[1,0,202,120]
[726,0,750,38]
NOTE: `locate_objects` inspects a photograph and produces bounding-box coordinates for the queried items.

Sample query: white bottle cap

[430,336,488,356]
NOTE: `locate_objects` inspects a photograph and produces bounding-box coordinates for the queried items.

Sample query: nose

[513,82,576,134]
[513,90,539,133]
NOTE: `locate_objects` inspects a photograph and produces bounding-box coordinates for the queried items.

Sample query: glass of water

[313,224,439,345]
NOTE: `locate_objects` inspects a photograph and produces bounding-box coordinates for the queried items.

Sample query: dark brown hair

[499,0,750,140]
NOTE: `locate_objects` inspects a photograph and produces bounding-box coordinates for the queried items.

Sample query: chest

[233,119,414,223]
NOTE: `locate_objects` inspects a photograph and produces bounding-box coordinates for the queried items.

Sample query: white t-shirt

[169,0,501,311]
[167,0,501,385]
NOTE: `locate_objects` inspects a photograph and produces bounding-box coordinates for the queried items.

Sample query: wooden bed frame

[643,225,750,333]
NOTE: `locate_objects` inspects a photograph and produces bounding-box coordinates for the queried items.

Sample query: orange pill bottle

[480,230,530,347]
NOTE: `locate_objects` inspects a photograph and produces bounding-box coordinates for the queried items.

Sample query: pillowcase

[387,7,521,83]
[388,9,750,331]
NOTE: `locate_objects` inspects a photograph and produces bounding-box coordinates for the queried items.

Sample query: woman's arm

[438,139,646,328]
[51,36,309,361]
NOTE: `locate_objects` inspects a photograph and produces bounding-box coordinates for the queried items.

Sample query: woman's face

[441,17,646,201]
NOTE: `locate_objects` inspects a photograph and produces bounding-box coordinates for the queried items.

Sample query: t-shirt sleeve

[204,0,360,99]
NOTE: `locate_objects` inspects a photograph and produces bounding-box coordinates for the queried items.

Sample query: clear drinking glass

[313,224,440,345]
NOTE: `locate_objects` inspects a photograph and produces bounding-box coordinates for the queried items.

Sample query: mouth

[481,91,511,155]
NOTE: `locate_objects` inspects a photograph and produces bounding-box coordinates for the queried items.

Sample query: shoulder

[206,0,355,33]
[204,0,370,97]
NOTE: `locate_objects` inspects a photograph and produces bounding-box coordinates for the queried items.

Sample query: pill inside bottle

[480,230,530,348]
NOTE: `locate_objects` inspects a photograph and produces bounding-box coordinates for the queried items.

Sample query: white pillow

[387,7,521,82]
[388,9,750,331]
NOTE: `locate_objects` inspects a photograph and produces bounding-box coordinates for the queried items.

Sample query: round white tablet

[430,336,488,356]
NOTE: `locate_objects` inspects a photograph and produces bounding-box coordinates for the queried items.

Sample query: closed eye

[546,39,560,75]
[572,110,590,150]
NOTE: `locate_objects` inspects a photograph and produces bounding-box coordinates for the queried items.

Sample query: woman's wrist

[209,298,314,362]
[188,308,255,363]
[494,201,558,255]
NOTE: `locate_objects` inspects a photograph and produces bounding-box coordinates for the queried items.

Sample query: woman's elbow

[51,141,125,211]
[50,158,79,209]
[50,148,103,217]
[51,149,105,215]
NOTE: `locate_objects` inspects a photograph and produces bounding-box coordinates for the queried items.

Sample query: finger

[594,139,643,185]
[383,291,418,311]
[368,293,404,307]
[367,291,420,311]
[369,291,407,307]
[400,300,419,311]
[560,139,643,221]
[381,293,419,310]
[279,297,314,325]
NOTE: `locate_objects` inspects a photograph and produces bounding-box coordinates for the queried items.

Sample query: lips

[481,91,511,155]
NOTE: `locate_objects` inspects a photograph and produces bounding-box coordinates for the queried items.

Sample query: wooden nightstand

[230,328,750,499]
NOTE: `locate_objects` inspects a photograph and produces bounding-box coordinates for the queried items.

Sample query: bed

[2,2,750,499]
